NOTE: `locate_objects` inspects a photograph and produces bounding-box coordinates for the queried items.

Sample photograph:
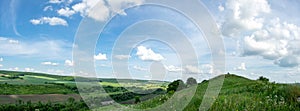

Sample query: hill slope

[130,74,300,111]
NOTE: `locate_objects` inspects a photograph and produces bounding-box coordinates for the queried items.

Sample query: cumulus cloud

[136,46,164,61]
[30,17,68,26]
[164,65,183,72]
[133,65,148,71]
[64,59,74,66]
[222,0,300,67]
[41,62,59,66]
[36,0,143,23]
[57,7,75,17]
[72,0,109,21]
[94,53,107,60]
[234,63,247,71]
[222,0,270,38]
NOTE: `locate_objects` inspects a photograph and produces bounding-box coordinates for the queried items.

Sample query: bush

[186,77,197,86]
[135,96,141,104]
[258,76,269,82]
[167,80,186,93]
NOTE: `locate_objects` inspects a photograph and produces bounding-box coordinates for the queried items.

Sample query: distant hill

[0,70,167,83]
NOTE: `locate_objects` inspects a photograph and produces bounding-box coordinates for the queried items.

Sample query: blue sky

[0,0,300,83]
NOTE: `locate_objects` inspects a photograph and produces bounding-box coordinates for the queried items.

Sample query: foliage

[167,80,186,93]
[134,96,141,104]
[258,76,269,82]
[186,77,197,86]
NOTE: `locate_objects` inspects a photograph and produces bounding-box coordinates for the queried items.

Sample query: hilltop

[128,74,300,111]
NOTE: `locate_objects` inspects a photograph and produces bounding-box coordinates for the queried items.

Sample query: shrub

[187,77,197,86]
[167,80,186,93]
[135,96,141,104]
[258,76,269,82]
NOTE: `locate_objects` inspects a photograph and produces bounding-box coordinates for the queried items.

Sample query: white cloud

[164,65,183,72]
[234,63,247,71]
[0,64,2,67]
[24,68,34,72]
[43,6,53,11]
[106,0,144,15]
[222,0,271,38]
[41,62,59,66]
[0,57,3,62]
[136,46,164,61]
[70,0,143,21]
[114,55,131,60]
[201,64,214,74]
[49,0,64,4]
[30,17,68,26]
[218,5,224,12]
[133,65,148,71]
[94,53,107,60]
[37,0,144,22]
[221,0,300,68]
[72,0,109,22]
[64,59,74,66]
[57,7,75,17]
[8,39,19,44]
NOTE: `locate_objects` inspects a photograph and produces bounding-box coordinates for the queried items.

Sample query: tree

[186,77,197,86]
[167,80,186,93]
[258,76,269,82]
[134,96,141,104]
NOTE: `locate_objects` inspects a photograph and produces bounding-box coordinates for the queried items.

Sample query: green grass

[128,74,300,111]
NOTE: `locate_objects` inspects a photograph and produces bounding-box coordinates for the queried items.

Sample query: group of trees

[166,77,197,93]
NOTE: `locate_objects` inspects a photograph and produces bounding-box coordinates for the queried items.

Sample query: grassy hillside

[130,74,300,111]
